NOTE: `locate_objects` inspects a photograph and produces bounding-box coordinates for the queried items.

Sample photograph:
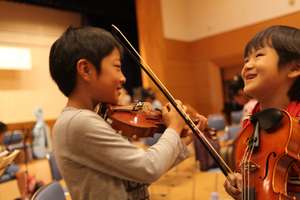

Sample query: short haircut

[49,26,122,97]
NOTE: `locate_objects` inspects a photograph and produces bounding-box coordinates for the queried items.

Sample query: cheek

[103,68,118,81]
[99,70,115,85]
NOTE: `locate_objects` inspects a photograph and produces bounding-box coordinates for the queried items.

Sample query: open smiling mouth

[245,74,257,80]
[116,87,122,94]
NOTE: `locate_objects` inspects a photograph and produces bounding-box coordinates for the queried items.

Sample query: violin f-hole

[259,152,276,180]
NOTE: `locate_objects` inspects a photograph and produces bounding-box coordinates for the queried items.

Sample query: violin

[234,108,300,199]
[99,102,213,140]
[99,102,164,139]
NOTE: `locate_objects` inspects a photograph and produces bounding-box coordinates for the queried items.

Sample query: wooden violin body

[100,102,208,140]
[234,109,300,199]
[103,102,165,139]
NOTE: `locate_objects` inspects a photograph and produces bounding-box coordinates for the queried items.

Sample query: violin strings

[241,145,250,200]
[244,149,250,200]
[248,143,255,200]
[240,136,255,200]
[246,128,256,200]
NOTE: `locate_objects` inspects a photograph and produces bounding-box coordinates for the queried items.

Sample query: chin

[244,87,258,99]
[101,97,118,105]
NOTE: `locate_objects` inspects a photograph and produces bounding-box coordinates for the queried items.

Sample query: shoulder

[54,107,113,136]
[53,108,122,149]
[70,108,112,132]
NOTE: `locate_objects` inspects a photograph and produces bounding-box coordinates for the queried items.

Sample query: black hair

[244,25,300,101]
[49,26,123,97]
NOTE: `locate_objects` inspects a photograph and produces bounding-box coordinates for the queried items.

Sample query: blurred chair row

[207,110,243,131]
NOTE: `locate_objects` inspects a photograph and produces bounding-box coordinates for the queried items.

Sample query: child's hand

[183,113,208,136]
[162,100,186,135]
[194,113,208,132]
[180,130,193,145]
[224,173,242,200]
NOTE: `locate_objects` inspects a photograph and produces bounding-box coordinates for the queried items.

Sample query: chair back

[230,110,243,124]
[207,114,226,131]
[47,152,62,181]
[226,124,241,140]
[31,181,65,200]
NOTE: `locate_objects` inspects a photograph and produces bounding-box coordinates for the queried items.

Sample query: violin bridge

[133,102,144,111]
[241,161,260,172]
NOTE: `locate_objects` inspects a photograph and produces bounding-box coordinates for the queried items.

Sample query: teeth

[247,74,256,79]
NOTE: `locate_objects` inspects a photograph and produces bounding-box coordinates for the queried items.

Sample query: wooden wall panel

[135,0,167,92]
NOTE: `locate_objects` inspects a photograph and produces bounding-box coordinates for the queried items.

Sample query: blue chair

[219,124,241,142]
[31,181,65,200]
[207,114,226,131]
[231,110,243,124]
[3,130,23,145]
[0,164,20,183]
[46,152,62,181]
[226,124,241,140]
[220,124,241,170]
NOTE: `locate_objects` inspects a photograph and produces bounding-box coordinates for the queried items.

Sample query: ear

[287,61,300,78]
[76,59,93,80]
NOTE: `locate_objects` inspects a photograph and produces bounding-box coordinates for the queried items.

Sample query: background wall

[161,0,300,41]
[0,2,81,123]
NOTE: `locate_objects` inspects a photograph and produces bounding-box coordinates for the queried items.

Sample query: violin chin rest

[250,108,283,132]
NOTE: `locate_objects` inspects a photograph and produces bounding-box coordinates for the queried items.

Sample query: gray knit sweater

[52,107,188,200]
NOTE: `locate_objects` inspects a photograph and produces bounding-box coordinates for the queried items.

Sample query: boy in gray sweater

[49,26,204,200]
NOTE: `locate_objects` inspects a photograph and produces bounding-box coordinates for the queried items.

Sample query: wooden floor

[149,156,233,200]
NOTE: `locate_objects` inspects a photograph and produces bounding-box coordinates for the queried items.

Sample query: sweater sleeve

[64,110,187,183]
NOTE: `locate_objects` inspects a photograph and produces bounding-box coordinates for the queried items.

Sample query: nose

[242,60,254,73]
[120,72,126,84]
[243,60,254,70]
[241,61,253,80]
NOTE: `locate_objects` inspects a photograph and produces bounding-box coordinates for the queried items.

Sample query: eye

[114,65,122,72]
[244,58,249,64]
[255,53,264,57]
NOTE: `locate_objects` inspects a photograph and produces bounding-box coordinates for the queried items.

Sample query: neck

[259,94,290,110]
[67,88,98,111]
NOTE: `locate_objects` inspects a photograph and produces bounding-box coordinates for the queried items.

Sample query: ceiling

[7,0,136,23]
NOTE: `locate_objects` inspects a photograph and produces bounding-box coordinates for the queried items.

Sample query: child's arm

[63,110,187,183]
